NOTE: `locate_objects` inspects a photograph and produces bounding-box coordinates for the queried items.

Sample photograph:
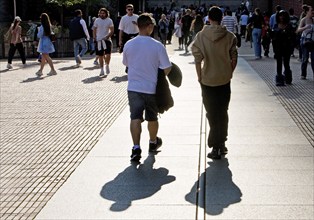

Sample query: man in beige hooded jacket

[192,6,238,159]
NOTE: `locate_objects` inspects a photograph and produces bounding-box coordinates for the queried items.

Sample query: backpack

[304,25,314,50]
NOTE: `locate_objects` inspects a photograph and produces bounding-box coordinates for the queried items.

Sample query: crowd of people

[3,2,314,161]
[5,3,313,84]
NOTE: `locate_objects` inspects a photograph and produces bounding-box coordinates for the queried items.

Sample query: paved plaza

[0,39,313,219]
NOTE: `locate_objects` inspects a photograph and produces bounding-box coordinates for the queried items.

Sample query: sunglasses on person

[127,8,134,11]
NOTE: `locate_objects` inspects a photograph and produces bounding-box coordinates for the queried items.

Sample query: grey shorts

[128,91,158,121]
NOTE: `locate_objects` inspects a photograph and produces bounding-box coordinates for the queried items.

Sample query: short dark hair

[137,13,153,29]
[275,5,282,12]
[75,9,82,16]
[208,6,223,23]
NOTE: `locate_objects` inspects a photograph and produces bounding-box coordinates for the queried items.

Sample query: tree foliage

[46,0,86,7]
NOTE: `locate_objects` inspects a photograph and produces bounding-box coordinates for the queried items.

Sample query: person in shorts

[122,13,172,162]
[93,8,114,77]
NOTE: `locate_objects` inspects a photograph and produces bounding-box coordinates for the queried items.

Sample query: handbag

[304,25,314,50]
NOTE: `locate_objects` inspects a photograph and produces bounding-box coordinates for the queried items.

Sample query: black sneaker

[149,137,162,152]
[220,144,228,155]
[130,147,142,162]
[207,148,222,160]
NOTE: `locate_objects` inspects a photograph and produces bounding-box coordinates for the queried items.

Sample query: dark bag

[49,33,56,42]
[167,62,182,87]
[304,25,314,50]
[156,69,174,114]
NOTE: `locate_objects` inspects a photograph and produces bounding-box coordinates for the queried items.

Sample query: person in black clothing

[271,10,295,86]
[167,15,175,44]
[181,9,194,53]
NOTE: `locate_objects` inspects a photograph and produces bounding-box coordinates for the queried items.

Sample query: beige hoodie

[192,24,238,86]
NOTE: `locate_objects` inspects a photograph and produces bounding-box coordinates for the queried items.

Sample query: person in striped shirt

[221,9,238,33]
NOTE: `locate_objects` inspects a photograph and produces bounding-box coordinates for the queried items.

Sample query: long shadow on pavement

[100,155,176,212]
[185,158,242,216]
[82,76,104,84]
[20,76,44,83]
[110,75,128,83]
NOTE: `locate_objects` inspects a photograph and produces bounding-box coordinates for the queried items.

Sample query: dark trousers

[275,52,291,76]
[8,43,26,64]
[201,82,231,148]
[183,31,192,49]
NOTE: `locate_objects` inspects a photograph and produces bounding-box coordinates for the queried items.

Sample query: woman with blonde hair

[35,13,57,77]
[6,16,26,69]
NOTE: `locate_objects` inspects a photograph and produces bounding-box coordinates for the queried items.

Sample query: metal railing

[1,37,75,59]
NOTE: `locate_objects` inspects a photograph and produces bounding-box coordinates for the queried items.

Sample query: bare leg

[104,54,111,65]
[130,119,142,146]
[148,120,158,142]
[99,55,104,68]
[39,56,46,71]
[42,53,55,71]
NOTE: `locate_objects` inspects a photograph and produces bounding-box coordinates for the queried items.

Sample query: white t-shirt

[93,17,114,41]
[118,14,139,34]
[123,36,172,94]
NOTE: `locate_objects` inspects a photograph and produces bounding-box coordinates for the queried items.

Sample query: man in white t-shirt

[123,13,172,162]
[93,8,114,77]
[118,4,139,53]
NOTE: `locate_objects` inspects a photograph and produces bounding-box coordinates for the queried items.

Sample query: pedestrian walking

[93,8,114,77]
[289,8,299,57]
[69,9,90,67]
[296,4,314,80]
[167,15,175,44]
[262,11,271,57]
[271,10,295,86]
[221,9,237,33]
[192,6,238,159]
[269,5,282,30]
[158,14,169,47]
[122,13,172,162]
[6,16,26,69]
[190,14,204,40]
[240,10,249,38]
[174,13,183,50]
[89,16,96,55]
[118,4,139,53]
[181,9,194,53]
[35,13,57,77]
[248,8,265,59]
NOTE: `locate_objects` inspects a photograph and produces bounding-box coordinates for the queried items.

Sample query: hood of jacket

[202,24,228,42]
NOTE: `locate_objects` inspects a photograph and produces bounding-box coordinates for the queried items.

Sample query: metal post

[13,0,16,17]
